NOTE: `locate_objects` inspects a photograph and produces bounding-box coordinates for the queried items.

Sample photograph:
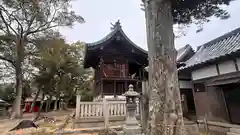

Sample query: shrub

[98,128,118,135]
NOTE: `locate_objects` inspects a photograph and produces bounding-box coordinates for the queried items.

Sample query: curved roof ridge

[118,28,147,54]
[177,44,194,57]
[86,25,120,46]
[177,44,193,62]
[86,20,147,54]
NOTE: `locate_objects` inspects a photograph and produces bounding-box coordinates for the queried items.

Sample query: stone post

[122,84,141,135]
[103,98,109,128]
[140,80,149,134]
[75,91,81,119]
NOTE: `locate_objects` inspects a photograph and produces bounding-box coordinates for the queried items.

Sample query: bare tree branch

[26,25,59,36]
[0,6,18,35]
[25,6,59,36]
[0,10,11,34]
[0,55,15,67]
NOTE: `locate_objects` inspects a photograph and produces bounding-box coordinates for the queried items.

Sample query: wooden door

[224,84,240,124]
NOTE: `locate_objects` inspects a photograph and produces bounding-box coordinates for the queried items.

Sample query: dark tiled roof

[181,27,240,70]
[177,44,194,62]
[86,20,147,54]
[84,20,148,68]
[0,99,9,106]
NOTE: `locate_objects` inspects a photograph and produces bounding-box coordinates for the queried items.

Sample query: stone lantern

[122,84,141,135]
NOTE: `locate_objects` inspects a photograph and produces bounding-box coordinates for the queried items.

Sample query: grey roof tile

[181,27,240,70]
[177,44,194,62]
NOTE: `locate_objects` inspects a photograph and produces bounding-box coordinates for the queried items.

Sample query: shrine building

[84,21,148,98]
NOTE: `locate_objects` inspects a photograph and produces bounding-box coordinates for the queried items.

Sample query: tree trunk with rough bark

[30,89,41,113]
[144,0,185,135]
[11,38,24,119]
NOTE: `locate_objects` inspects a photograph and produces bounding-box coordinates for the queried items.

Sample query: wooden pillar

[125,60,129,77]
[139,68,142,80]
[101,80,103,98]
[103,98,109,128]
[124,81,128,93]
[100,57,104,98]
[136,81,140,93]
[114,80,116,97]
[93,71,97,97]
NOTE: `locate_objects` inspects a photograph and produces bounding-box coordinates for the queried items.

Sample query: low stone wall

[75,114,141,128]
[75,116,125,128]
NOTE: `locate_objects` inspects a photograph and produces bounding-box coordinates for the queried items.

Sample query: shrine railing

[75,100,140,119]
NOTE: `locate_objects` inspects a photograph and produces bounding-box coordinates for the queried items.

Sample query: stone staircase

[227,128,240,135]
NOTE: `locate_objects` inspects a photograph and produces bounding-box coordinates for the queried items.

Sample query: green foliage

[22,79,33,100]
[142,0,234,32]
[170,0,232,24]
[0,0,85,67]
[0,0,84,36]
[33,39,93,103]
[98,128,118,135]
[0,84,16,102]
[0,0,85,81]
[0,0,84,116]
[0,81,32,103]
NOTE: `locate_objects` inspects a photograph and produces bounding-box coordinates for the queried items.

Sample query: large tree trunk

[144,0,185,135]
[30,89,41,113]
[12,38,24,119]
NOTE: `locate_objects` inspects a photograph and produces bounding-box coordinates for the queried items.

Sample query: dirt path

[0,110,74,134]
[0,109,122,135]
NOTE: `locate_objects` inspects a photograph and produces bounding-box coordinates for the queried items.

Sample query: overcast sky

[59,0,240,50]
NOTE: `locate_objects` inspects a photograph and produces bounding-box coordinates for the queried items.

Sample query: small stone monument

[122,84,141,135]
